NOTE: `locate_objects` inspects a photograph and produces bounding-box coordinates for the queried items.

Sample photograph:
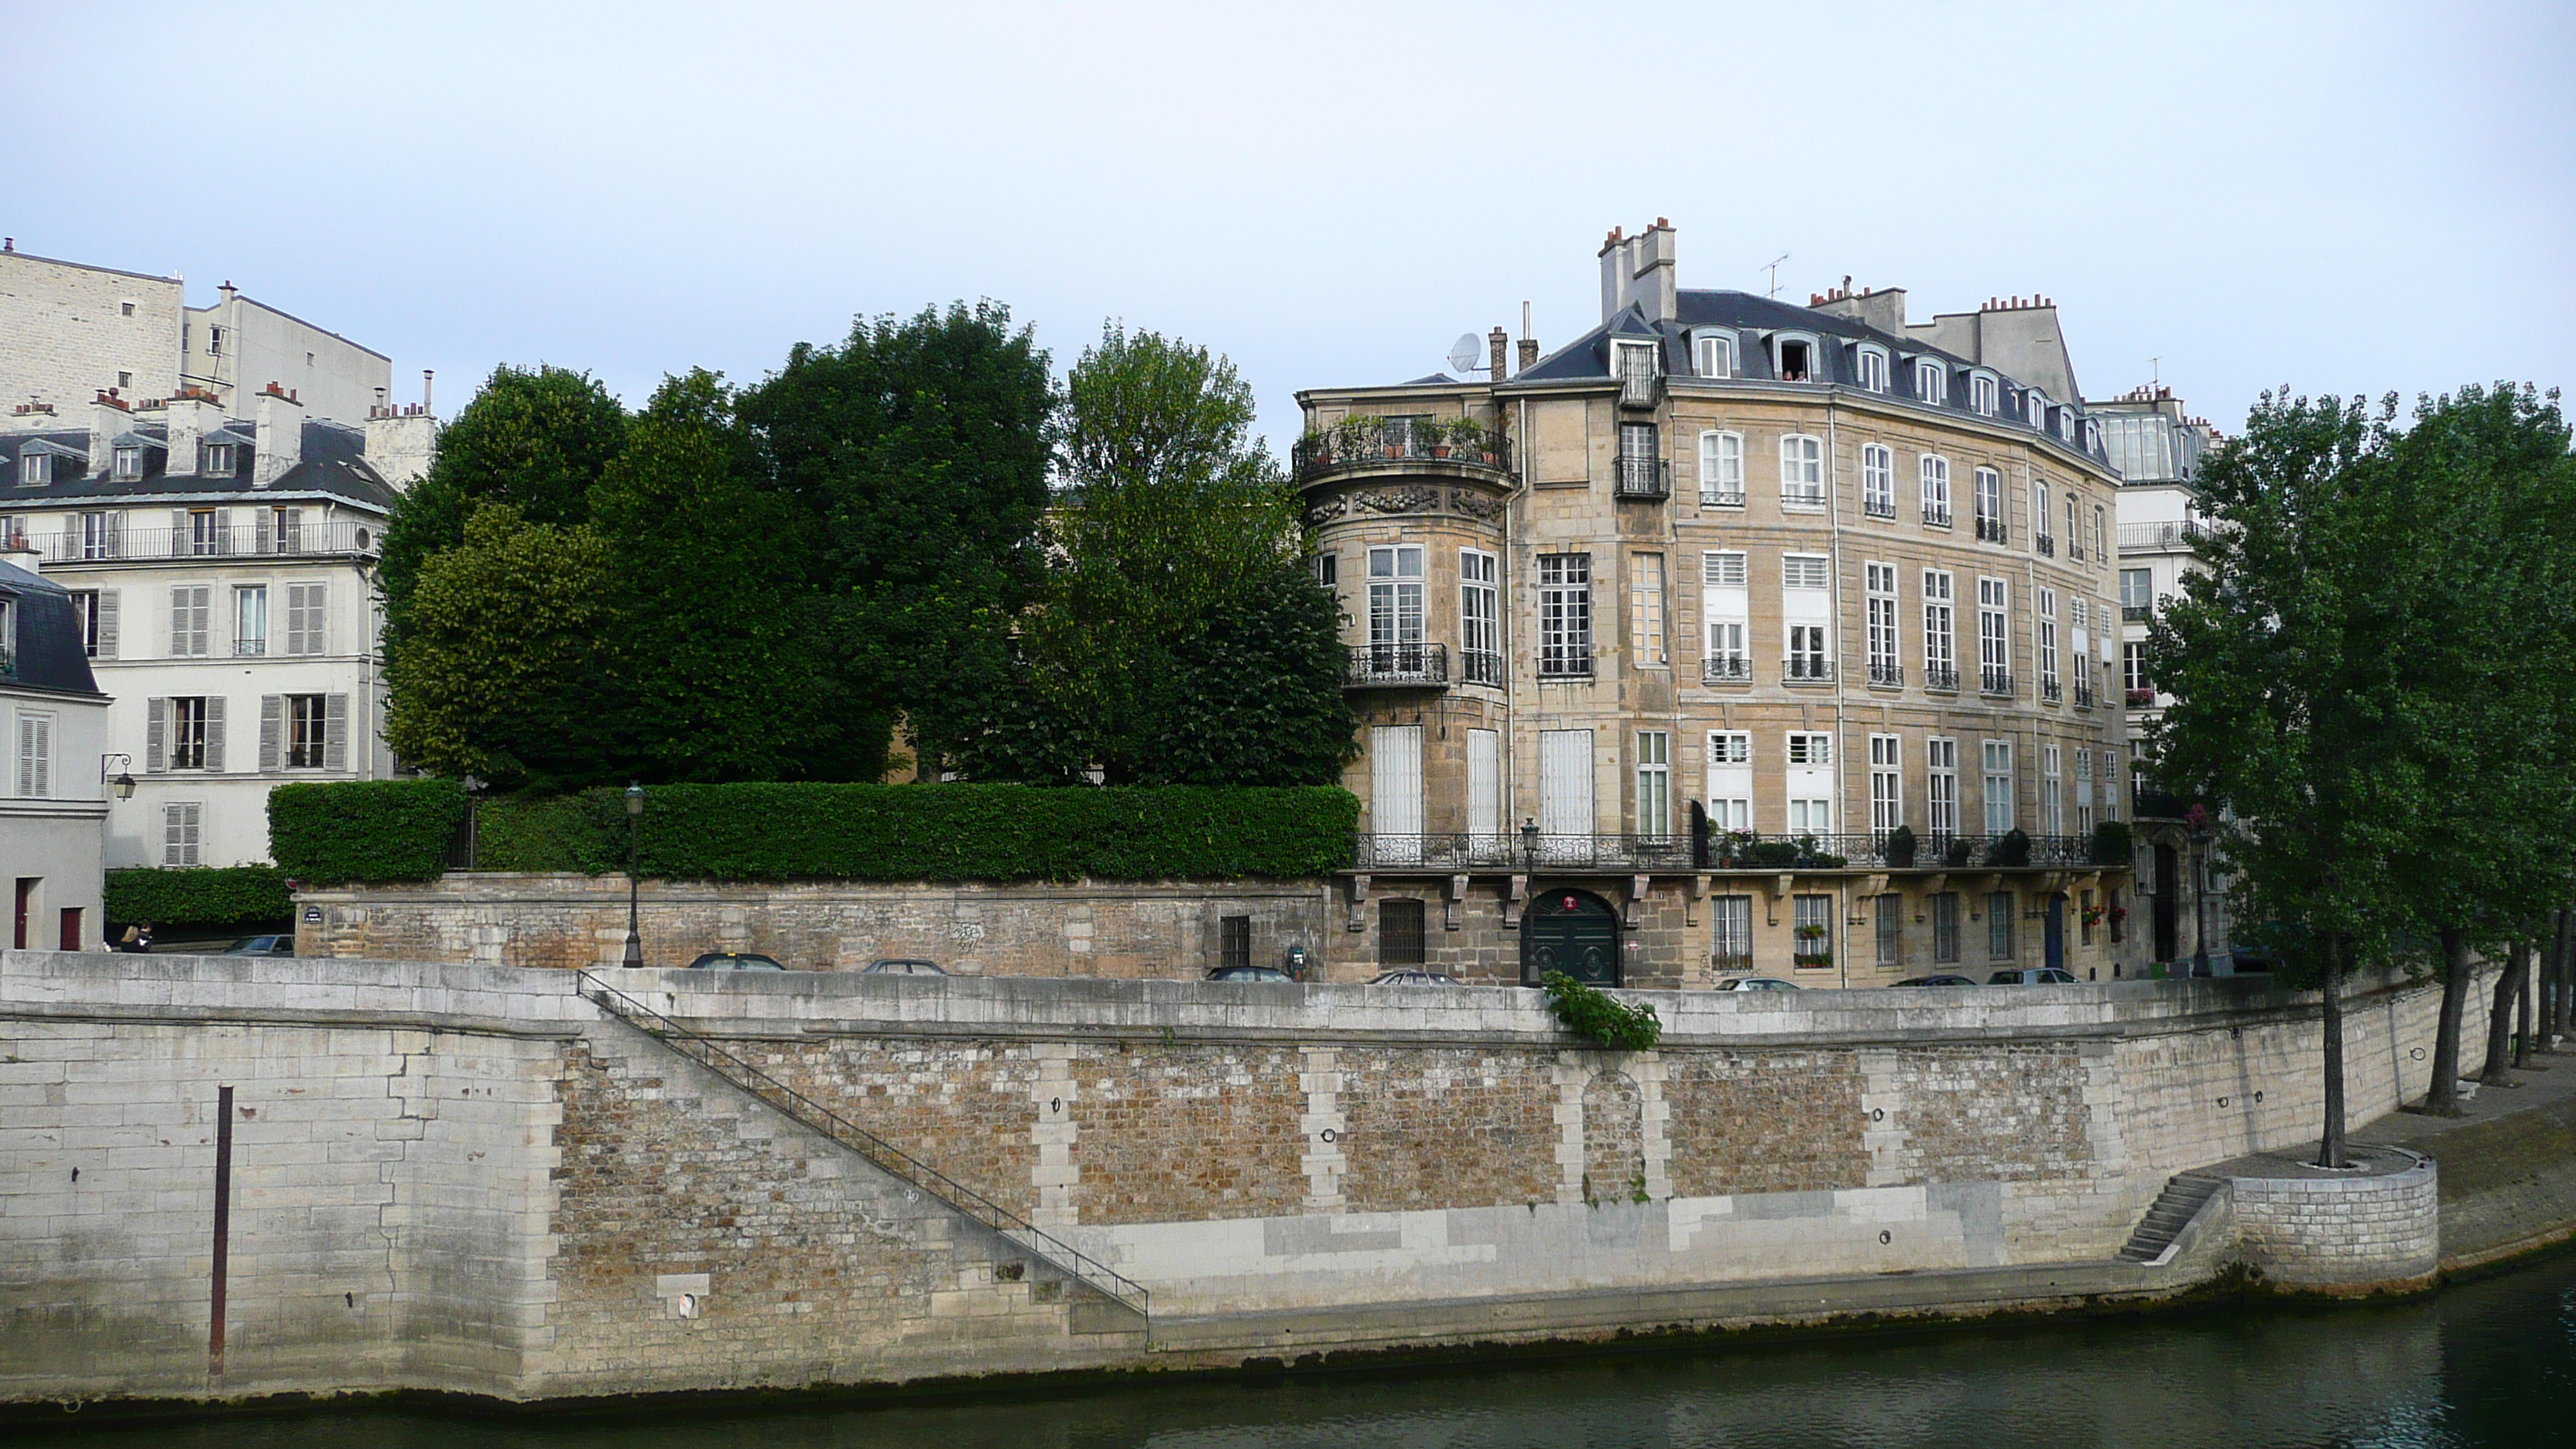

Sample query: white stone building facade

[0,552,111,946]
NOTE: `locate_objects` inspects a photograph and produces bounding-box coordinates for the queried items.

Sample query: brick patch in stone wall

[1336,1047,1561,1211]
[769,1039,1046,1221]
[1068,1043,1307,1225]
[1889,1044,2092,1184]
[1663,1050,1870,1197]
[1581,1070,1646,1204]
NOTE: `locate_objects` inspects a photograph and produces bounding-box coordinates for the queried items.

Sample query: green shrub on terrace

[269,779,467,884]
[104,865,294,928]
[2091,820,2135,868]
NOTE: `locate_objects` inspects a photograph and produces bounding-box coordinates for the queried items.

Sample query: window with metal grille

[1539,554,1591,677]
[1933,892,1961,962]
[1866,563,1899,680]
[1711,895,1754,969]
[1927,738,1958,839]
[1379,899,1426,965]
[1988,892,2016,959]
[1793,894,1833,967]
[1923,569,1954,681]
[1221,915,1252,971]
[1875,895,1901,965]
[1779,435,1824,505]
[1698,430,1744,505]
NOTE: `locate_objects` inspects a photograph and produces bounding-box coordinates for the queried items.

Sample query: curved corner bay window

[1539,553,1591,678]
[1365,544,1424,673]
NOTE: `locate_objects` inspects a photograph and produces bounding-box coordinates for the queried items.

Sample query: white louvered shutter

[146,697,166,772]
[324,694,348,771]
[95,589,118,657]
[16,714,50,798]
[259,696,282,771]
[203,697,226,772]
[287,582,327,656]
[169,509,188,556]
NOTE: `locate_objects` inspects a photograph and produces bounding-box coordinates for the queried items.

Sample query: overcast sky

[8,2,2569,449]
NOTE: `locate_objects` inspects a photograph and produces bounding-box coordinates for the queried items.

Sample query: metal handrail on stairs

[576,971,1150,1324]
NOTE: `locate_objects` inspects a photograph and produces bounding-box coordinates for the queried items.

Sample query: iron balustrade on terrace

[2117,519,2209,553]
[1923,505,1954,528]
[29,521,379,562]
[1458,649,1504,687]
[2074,677,2097,710]
[1923,666,1962,693]
[1783,656,1834,683]
[1615,457,1671,500]
[1348,831,2108,872]
[2040,677,2063,704]
[1869,662,1905,687]
[2035,533,2057,557]
[1701,488,1746,509]
[1976,517,2009,544]
[1292,419,1512,481]
[1981,667,2016,697]
[1701,654,1751,685]
[1346,642,1447,688]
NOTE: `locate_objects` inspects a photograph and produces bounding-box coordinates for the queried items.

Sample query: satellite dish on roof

[1446,333,1483,376]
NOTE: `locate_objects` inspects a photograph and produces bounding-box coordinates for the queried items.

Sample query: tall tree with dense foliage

[736,303,1056,772]
[377,365,630,646]
[969,324,1353,785]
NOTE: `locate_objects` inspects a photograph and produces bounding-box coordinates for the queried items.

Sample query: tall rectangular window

[1920,454,1951,525]
[1367,544,1425,656]
[1221,915,1252,971]
[1922,569,1955,686]
[1978,577,2011,694]
[1629,553,1667,667]
[1866,563,1899,684]
[1707,731,1751,832]
[1786,732,1832,834]
[2037,587,2059,699]
[2032,481,2054,554]
[15,711,53,799]
[1696,334,1736,379]
[1974,467,2003,542]
[1933,892,1961,962]
[2042,743,2064,836]
[2121,568,2153,615]
[1971,375,1999,416]
[1927,738,1958,839]
[1983,739,2015,834]
[1698,430,1745,505]
[1869,733,1903,834]
[1619,422,1660,495]
[79,511,117,559]
[1858,348,1889,393]
[2076,748,2096,835]
[70,591,102,657]
[1780,434,1824,506]
[1988,892,2016,959]
[170,585,211,656]
[1793,895,1833,968]
[1539,554,1591,677]
[1702,550,1748,677]
[1712,896,1753,969]
[2092,504,2107,562]
[234,584,268,657]
[1379,899,1426,966]
[2102,750,2122,821]
[2065,494,2081,559]
[1861,444,1894,516]
[1875,895,1902,965]
[188,509,221,557]
[287,693,329,769]
[170,696,208,771]
[1636,730,1671,838]
[1461,549,1499,685]
[1916,359,1947,405]
[2124,641,2150,697]
[163,802,203,867]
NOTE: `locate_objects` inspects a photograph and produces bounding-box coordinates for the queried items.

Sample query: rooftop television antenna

[1446,333,1484,376]
[1761,254,1790,299]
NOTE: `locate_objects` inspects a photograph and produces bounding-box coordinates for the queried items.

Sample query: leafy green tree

[737,303,1055,772]
[382,505,626,790]
[585,370,875,783]
[378,365,629,644]
[1139,552,1358,786]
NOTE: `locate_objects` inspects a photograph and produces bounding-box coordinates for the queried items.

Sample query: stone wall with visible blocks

[2228,1149,2440,1290]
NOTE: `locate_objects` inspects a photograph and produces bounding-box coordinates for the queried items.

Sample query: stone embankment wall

[2230,1149,2441,1291]
[0,950,2501,1406]
[296,874,1331,979]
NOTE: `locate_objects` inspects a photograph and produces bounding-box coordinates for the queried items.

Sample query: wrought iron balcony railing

[2073,677,2097,709]
[1347,831,2109,873]
[1923,505,1954,527]
[1619,371,1663,409]
[1345,642,1447,688]
[1701,655,1751,685]
[1862,497,1896,519]
[2040,677,2063,704]
[1869,661,1905,687]
[1615,457,1670,500]
[1977,516,2009,544]
[1923,665,1961,693]
[1783,656,1834,683]
[1701,488,1746,509]
[29,521,380,563]
[1459,649,1504,687]
[2122,603,2151,622]
[1539,652,1593,680]
[1981,667,2016,697]
[1293,419,1512,481]
[2116,519,2209,553]
[2035,534,2056,557]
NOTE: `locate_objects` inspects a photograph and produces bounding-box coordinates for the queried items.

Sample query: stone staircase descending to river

[2116,1173,2227,1265]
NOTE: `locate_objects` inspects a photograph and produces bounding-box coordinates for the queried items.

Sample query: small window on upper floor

[207,326,224,356]
[117,371,133,390]
[1694,333,1737,379]
[112,445,142,481]
[1915,358,1947,406]
[121,300,136,317]
[306,351,317,367]
[203,443,235,476]
[2027,391,2050,432]
[18,452,48,487]
[1855,345,1889,394]
[1971,373,1999,416]
[1776,337,1814,382]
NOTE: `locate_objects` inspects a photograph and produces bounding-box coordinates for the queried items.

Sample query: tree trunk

[2515,940,2536,1069]
[2482,940,2523,1085]
[2316,933,2348,1169]
[2552,906,2574,1046]
[2426,927,2472,1115]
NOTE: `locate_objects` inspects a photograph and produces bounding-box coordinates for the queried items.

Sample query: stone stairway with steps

[2117,1172,2226,1264]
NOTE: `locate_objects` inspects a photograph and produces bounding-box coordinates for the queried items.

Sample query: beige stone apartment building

[1300,221,2131,989]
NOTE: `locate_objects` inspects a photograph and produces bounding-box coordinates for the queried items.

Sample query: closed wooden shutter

[259,695,282,771]
[1540,728,1595,836]
[1368,725,1423,837]
[95,589,118,657]
[287,582,327,655]
[15,714,50,798]
[169,509,188,557]
[146,697,166,772]
[203,696,226,772]
[324,694,348,771]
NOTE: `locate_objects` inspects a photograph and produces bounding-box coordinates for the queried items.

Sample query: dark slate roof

[1506,288,2104,463]
[1402,372,1460,385]
[0,558,105,698]
[0,418,394,512]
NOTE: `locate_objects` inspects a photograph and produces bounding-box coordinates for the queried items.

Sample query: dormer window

[203,442,236,476]
[1915,359,1947,406]
[1776,337,1814,382]
[2027,391,2050,432]
[1694,332,1737,379]
[1855,345,1889,393]
[1970,373,1999,416]
[17,452,46,487]
[112,445,142,481]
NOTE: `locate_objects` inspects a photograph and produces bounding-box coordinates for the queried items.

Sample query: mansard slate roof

[1507,289,2108,464]
[0,418,395,512]
[0,558,104,697]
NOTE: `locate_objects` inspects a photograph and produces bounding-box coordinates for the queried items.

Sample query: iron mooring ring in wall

[1879,1231,1892,1245]
[1321,1129,1340,1144]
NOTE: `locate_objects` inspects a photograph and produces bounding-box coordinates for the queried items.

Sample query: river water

[23,1248,2576,1449]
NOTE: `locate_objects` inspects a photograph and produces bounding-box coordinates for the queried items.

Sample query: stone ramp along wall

[0,949,2500,1404]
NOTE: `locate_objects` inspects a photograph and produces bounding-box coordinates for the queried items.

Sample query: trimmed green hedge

[104,866,294,928]
[269,779,467,884]
[274,781,1358,883]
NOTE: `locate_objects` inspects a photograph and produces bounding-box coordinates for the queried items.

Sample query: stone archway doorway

[1522,889,1619,987]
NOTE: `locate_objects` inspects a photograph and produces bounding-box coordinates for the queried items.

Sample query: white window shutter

[308,583,328,654]
[324,694,348,771]
[204,696,226,772]
[30,716,50,798]
[170,588,187,655]
[96,589,118,657]
[164,804,183,865]
[15,718,32,798]
[169,510,187,553]
[259,696,282,772]
[146,697,166,772]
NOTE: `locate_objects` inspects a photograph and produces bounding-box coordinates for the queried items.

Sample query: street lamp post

[621,783,646,968]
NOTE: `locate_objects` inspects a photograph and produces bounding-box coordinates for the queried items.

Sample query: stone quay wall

[296,874,1332,980]
[0,949,2501,1407]
[2228,1149,2441,1292]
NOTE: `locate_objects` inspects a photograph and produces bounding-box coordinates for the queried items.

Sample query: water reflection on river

[26,1248,2576,1448]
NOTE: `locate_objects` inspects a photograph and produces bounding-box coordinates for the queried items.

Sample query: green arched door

[1523,889,1620,986]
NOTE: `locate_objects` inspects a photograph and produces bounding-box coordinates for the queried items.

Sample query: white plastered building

[0,550,111,946]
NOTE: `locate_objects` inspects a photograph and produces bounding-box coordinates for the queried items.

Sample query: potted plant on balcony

[1943,836,1975,868]
[1884,824,1918,868]
[2090,820,2132,868]
[1985,827,2033,868]
[1430,419,1455,459]
[1715,829,1756,868]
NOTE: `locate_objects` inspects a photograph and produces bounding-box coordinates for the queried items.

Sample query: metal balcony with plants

[1345,642,1447,689]
[29,521,380,562]
[1293,416,1512,481]
[1347,829,2117,873]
